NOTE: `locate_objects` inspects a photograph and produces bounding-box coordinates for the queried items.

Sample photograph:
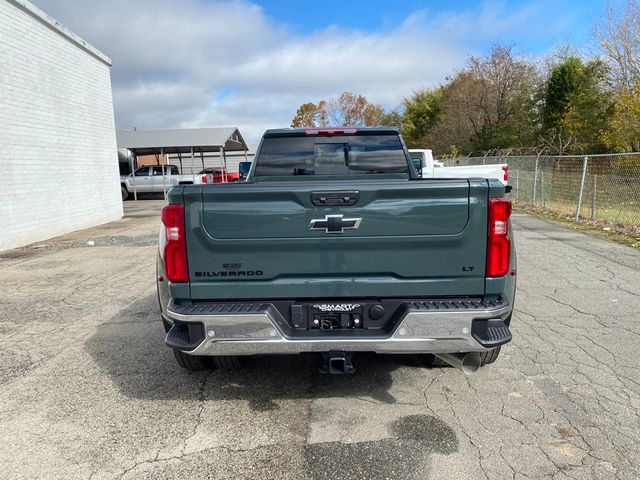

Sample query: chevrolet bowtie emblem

[309,214,362,234]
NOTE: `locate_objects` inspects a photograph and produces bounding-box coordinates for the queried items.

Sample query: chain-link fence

[438,153,640,233]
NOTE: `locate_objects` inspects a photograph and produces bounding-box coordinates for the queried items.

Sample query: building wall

[0,0,122,251]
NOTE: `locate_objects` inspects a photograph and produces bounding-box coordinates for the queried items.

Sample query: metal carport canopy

[116,127,248,155]
[116,127,249,199]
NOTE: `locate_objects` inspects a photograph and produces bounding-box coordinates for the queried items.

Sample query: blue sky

[36,0,607,141]
[255,0,602,53]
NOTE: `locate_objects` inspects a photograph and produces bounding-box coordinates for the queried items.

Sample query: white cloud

[34,0,581,142]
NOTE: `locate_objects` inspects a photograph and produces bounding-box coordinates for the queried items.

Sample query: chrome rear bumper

[164,300,511,356]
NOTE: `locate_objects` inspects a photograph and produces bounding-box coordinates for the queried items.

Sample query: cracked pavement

[1,201,640,479]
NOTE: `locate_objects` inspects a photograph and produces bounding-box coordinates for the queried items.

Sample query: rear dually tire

[173,349,210,371]
[212,355,244,370]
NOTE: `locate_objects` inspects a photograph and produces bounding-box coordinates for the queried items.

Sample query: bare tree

[290,92,384,127]
[325,92,384,126]
[593,0,640,90]
[538,127,576,155]
[428,45,540,154]
[290,101,328,127]
[467,45,540,136]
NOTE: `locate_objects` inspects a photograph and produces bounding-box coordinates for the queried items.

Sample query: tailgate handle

[311,191,359,207]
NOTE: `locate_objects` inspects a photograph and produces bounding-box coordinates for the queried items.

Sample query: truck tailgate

[183,179,489,299]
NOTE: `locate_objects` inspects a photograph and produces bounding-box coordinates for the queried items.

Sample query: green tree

[401,88,442,148]
[541,57,612,153]
[603,86,640,151]
[379,110,403,128]
[542,57,583,132]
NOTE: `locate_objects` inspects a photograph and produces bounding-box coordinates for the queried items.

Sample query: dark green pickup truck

[157,127,516,374]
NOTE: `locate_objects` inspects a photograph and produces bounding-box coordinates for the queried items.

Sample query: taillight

[201,175,208,184]
[502,165,508,182]
[160,204,189,283]
[486,198,512,277]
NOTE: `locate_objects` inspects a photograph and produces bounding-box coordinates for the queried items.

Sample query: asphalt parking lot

[1,200,640,480]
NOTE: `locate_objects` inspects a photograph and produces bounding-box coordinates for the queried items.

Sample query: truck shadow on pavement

[86,294,460,479]
[86,294,439,406]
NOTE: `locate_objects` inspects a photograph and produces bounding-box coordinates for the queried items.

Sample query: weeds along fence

[439,153,640,232]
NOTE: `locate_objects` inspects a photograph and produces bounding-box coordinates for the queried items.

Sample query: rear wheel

[478,347,501,365]
[173,349,210,371]
[121,185,129,201]
[212,355,244,370]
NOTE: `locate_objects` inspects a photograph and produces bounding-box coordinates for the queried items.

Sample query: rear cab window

[254,132,410,177]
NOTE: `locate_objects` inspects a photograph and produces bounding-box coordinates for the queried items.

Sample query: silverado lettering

[157,127,516,375]
[195,271,263,277]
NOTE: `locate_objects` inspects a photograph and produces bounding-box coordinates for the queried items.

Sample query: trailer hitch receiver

[320,351,355,374]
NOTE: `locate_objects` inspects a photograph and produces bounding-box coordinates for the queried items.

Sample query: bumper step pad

[471,319,512,348]
[165,322,206,351]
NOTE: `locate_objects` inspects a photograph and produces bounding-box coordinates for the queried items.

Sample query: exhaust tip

[460,352,481,375]
[434,352,482,375]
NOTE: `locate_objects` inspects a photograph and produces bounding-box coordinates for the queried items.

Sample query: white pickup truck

[121,165,202,200]
[409,149,508,186]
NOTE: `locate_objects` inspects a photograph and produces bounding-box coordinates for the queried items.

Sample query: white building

[0,0,122,251]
